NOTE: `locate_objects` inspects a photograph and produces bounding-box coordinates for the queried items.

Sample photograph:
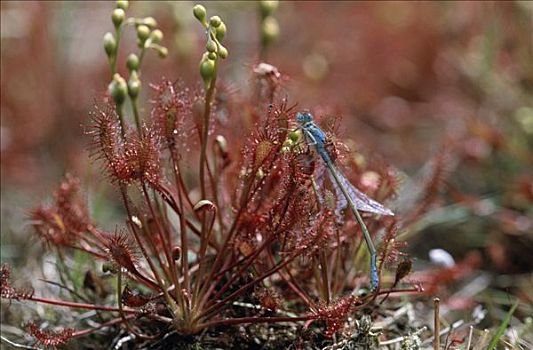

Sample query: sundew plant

[3,2,529,349]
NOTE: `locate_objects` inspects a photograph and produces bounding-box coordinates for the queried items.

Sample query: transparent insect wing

[298,112,394,217]
[331,177,348,220]
[328,168,394,216]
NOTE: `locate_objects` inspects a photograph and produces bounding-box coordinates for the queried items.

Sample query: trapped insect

[295,111,394,289]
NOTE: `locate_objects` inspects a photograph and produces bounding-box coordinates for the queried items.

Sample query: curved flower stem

[110,24,122,75]
[131,97,142,135]
[195,160,286,313]
[199,67,217,200]
[155,182,218,248]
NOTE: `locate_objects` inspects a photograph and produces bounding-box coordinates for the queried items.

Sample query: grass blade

[487,299,519,350]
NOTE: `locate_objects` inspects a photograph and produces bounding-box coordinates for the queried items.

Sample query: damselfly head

[295,111,313,124]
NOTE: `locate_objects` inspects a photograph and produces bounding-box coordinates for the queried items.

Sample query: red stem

[197,244,310,322]
[71,314,137,338]
[27,295,138,313]
[266,248,317,310]
[142,184,178,289]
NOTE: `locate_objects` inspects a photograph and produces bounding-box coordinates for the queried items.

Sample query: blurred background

[1,0,532,334]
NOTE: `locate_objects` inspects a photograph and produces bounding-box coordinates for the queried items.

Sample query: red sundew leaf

[54,173,91,234]
[30,174,91,247]
[30,207,71,246]
[105,126,163,187]
[88,104,163,187]
[87,103,124,175]
[379,224,407,268]
[0,264,15,299]
[394,258,413,285]
[0,264,34,301]
[254,139,275,168]
[27,322,74,347]
[121,285,151,307]
[149,78,193,149]
[409,148,455,220]
[234,212,264,256]
[314,295,358,337]
[104,231,140,274]
[121,126,163,186]
[294,151,316,178]
[254,286,281,311]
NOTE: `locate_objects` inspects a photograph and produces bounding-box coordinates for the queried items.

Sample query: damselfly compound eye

[295,111,313,123]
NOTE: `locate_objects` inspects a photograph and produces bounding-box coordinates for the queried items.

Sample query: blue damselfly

[295,111,394,290]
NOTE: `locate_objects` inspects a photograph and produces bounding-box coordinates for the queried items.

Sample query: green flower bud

[207,51,217,60]
[128,71,141,99]
[112,8,125,28]
[199,53,216,86]
[206,39,217,53]
[150,29,163,44]
[215,21,226,41]
[193,4,207,26]
[259,1,279,18]
[142,17,158,29]
[209,15,222,28]
[109,73,128,105]
[116,0,129,11]
[288,130,301,143]
[103,32,117,57]
[218,45,228,59]
[157,46,168,58]
[126,53,139,72]
[136,24,151,42]
[261,16,279,46]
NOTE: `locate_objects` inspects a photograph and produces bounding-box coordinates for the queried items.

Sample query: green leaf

[487,299,519,350]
